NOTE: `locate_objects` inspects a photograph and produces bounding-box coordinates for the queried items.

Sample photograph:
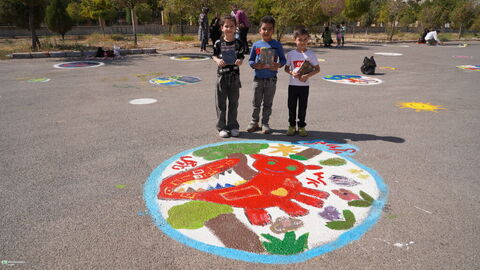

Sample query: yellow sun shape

[397,102,446,112]
[269,144,301,156]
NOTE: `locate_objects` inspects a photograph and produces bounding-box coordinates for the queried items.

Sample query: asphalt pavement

[1,41,479,269]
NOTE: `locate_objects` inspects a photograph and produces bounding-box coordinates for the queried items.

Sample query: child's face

[259,23,274,41]
[295,34,309,51]
[221,19,236,38]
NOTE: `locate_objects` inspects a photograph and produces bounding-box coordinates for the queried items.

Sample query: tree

[81,0,117,35]
[112,0,146,46]
[135,3,153,24]
[46,0,74,40]
[398,1,419,31]
[343,0,371,37]
[378,0,406,41]
[319,0,346,25]
[0,0,46,49]
[450,0,476,38]
[67,2,88,24]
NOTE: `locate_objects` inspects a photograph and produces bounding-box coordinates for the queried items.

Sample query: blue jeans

[251,76,277,125]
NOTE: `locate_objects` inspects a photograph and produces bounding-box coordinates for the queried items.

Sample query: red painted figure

[158,154,329,226]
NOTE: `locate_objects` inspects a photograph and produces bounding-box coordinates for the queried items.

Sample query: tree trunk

[389,19,397,41]
[352,23,356,38]
[204,213,265,253]
[458,24,463,39]
[29,3,39,50]
[131,7,137,46]
[180,11,184,36]
[99,17,106,36]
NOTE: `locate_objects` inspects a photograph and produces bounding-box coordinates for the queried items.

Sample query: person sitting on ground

[322,26,333,48]
[418,28,429,44]
[425,29,442,46]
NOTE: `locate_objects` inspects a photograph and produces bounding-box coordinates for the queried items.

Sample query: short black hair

[293,27,309,39]
[260,16,275,28]
[220,15,237,26]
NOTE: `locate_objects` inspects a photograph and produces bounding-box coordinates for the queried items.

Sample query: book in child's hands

[297,60,315,75]
[257,47,275,66]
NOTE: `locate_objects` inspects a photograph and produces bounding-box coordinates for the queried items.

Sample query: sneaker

[298,127,308,137]
[286,126,296,136]
[230,129,240,137]
[262,124,273,134]
[219,130,230,138]
[246,122,260,132]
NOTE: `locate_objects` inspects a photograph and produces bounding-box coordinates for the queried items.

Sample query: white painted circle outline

[374,52,403,56]
[322,75,383,85]
[129,98,158,105]
[53,61,105,69]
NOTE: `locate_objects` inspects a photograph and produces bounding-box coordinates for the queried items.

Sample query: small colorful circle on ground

[27,78,50,82]
[149,75,201,86]
[170,54,210,61]
[322,75,383,85]
[379,67,397,70]
[53,61,105,69]
[129,98,158,105]
[456,65,480,71]
[374,52,403,56]
[144,140,387,263]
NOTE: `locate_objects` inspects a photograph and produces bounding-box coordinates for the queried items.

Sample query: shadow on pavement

[237,130,405,144]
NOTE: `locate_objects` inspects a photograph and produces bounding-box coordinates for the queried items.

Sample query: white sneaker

[219,130,230,138]
[230,129,240,137]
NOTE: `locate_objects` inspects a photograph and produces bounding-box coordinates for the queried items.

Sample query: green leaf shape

[325,210,356,230]
[261,231,309,255]
[193,143,269,160]
[289,154,308,160]
[348,200,372,207]
[319,158,347,166]
[360,190,374,202]
[167,201,233,229]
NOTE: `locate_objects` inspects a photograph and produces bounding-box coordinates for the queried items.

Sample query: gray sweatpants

[215,72,240,131]
[251,76,277,125]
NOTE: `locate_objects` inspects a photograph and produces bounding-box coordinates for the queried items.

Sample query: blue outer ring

[143,140,388,264]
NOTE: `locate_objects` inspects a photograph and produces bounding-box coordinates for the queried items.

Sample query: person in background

[335,24,342,47]
[199,7,209,52]
[340,22,346,46]
[232,4,250,54]
[210,13,222,47]
[418,28,429,44]
[322,26,333,47]
[425,29,442,46]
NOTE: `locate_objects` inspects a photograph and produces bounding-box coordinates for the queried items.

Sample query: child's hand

[235,59,243,66]
[269,62,280,71]
[252,63,265,69]
[217,59,226,67]
[299,74,309,82]
[291,71,301,79]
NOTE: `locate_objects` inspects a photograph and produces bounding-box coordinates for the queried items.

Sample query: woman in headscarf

[199,7,209,52]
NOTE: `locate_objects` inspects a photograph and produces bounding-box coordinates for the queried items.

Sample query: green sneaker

[286,126,296,136]
[298,127,308,137]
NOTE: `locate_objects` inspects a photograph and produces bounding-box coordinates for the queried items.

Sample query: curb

[9,48,157,59]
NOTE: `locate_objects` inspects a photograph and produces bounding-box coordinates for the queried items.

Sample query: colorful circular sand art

[144,140,387,263]
[456,65,480,71]
[374,52,403,56]
[27,78,50,83]
[322,75,383,85]
[53,61,105,69]
[149,75,201,86]
[170,55,210,61]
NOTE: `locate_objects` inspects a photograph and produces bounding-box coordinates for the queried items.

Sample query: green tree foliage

[81,0,117,35]
[67,2,88,23]
[112,0,147,45]
[46,0,74,39]
[398,1,419,30]
[378,0,405,40]
[343,0,371,37]
[319,0,346,25]
[0,0,47,49]
[450,0,476,38]
[136,3,153,23]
